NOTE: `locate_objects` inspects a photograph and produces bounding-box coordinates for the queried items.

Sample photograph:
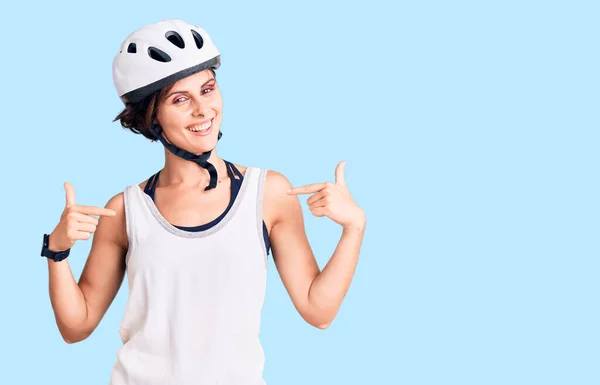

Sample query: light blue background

[1,0,598,384]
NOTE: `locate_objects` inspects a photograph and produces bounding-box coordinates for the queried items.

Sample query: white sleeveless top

[110,167,269,385]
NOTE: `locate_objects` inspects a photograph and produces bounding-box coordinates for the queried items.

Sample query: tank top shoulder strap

[224,160,243,192]
[143,170,161,200]
[226,161,244,180]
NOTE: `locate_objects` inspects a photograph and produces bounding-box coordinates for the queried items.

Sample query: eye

[173,96,187,104]
[202,87,214,95]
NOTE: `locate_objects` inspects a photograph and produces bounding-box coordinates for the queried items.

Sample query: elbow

[301,306,336,330]
[303,313,333,330]
[61,333,87,344]
[299,299,339,330]
[59,325,92,344]
[63,337,78,344]
[315,322,331,330]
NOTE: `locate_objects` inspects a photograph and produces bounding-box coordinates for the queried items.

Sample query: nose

[191,99,209,117]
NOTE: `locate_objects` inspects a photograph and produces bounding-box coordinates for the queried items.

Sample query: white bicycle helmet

[113,19,224,190]
[113,18,221,104]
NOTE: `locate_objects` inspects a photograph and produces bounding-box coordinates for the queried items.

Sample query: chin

[195,145,217,155]
[191,139,219,155]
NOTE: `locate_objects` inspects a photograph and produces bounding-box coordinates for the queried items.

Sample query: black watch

[41,234,70,262]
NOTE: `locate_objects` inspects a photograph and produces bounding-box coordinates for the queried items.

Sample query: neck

[160,148,227,188]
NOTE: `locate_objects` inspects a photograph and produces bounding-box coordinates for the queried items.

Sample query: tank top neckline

[146,160,243,231]
[134,166,254,239]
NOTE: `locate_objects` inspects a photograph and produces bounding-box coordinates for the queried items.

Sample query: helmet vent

[191,30,204,49]
[165,31,185,49]
[148,47,172,62]
[127,43,137,53]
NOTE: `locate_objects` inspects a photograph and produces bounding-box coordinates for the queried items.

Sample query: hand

[49,182,116,251]
[287,161,366,230]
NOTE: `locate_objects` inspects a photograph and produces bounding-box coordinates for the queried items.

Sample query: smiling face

[155,69,222,154]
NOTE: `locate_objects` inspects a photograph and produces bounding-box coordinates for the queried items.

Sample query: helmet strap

[149,124,223,190]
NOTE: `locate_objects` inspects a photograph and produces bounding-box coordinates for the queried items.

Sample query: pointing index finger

[287,183,327,195]
[74,205,117,217]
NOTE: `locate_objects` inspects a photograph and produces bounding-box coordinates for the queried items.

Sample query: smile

[186,119,213,136]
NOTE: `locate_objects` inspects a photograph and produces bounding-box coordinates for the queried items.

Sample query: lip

[186,118,214,137]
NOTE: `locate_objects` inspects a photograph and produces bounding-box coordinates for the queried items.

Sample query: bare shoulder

[264,169,293,194]
[229,163,291,200]
[262,169,298,230]
[229,163,293,200]
[99,191,128,249]
[106,191,125,211]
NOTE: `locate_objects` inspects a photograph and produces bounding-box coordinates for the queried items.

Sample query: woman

[41,19,366,384]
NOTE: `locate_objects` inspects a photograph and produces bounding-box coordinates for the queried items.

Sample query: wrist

[342,214,366,233]
[48,233,71,252]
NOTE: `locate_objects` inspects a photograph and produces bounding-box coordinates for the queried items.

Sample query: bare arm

[266,165,366,329]
[305,224,364,328]
[48,191,128,343]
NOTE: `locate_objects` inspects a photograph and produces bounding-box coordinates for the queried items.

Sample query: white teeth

[187,120,212,132]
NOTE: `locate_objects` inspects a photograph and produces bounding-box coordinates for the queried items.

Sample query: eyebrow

[164,78,216,99]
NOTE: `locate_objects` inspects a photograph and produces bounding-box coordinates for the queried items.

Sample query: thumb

[64,182,76,207]
[335,161,347,186]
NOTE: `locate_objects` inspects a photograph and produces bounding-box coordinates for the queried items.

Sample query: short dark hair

[113,68,216,141]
